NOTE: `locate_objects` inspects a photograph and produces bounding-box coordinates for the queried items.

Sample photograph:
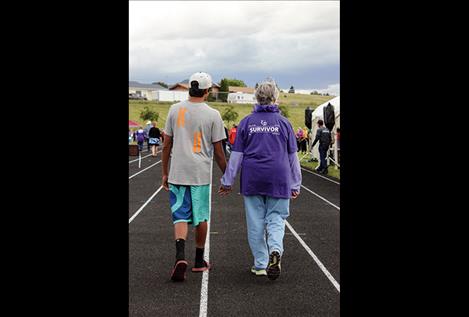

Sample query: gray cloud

[130,1,339,87]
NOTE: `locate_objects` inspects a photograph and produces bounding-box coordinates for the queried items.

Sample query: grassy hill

[129,93,335,130]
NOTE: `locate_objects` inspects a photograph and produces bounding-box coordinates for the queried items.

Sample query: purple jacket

[221,104,302,199]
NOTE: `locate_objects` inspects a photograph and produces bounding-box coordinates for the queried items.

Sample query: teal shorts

[169,184,210,227]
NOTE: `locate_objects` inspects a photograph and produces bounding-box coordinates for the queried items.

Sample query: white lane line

[301,167,340,185]
[128,186,164,223]
[301,184,340,211]
[128,160,161,179]
[198,159,213,317]
[285,221,340,292]
[129,153,152,163]
[129,150,162,164]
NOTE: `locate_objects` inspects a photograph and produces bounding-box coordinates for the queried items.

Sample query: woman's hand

[218,185,232,196]
[291,190,299,199]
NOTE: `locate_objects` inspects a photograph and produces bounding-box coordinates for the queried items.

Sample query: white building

[129,81,168,101]
[227,92,256,104]
[156,90,188,102]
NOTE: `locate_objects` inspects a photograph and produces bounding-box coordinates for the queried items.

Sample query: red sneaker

[191,260,211,272]
[171,260,188,282]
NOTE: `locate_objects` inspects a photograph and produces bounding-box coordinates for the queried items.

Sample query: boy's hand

[162,175,169,191]
[291,190,299,199]
[218,185,232,196]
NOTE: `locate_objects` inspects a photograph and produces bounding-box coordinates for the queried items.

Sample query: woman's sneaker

[267,251,281,280]
[250,266,267,276]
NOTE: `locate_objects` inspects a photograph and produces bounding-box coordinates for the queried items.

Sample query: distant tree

[288,86,295,93]
[153,81,168,88]
[219,79,229,102]
[278,105,289,118]
[222,106,239,125]
[140,106,159,122]
[310,90,319,95]
[224,78,247,87]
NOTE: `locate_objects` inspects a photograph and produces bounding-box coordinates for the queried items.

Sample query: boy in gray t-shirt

[162,72,228,282]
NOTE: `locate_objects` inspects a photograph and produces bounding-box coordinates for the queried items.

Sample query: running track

[129,152,340,316]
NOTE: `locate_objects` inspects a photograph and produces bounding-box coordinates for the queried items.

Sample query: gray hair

[255,80,279,105]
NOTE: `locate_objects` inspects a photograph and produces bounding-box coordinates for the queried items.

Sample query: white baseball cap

[189,72,212,89]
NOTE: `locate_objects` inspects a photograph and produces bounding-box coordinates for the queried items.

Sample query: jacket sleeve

[289,152,302,192]
[220,151,243,187]
[312,129,321,148]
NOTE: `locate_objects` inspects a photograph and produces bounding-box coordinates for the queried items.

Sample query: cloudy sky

[129,1,339,94]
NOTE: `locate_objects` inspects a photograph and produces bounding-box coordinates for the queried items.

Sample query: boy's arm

[213,141,227,174]
[161,135,173,190]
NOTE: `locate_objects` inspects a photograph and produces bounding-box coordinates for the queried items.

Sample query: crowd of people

[129,121,163,157]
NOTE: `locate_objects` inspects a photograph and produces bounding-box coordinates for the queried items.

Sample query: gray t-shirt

[164,100,226,185]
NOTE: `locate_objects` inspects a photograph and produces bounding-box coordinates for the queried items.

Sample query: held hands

[218,185,232,196]
[291,190,300,199]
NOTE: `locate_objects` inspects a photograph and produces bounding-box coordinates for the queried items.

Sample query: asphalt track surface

[129,151,340,316]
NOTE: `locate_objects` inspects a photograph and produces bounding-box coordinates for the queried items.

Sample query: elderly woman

[218,80,302,280]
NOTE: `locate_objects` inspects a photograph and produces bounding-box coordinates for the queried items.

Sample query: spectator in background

[311,120,332,174]
[222,125,229,158]
[132,129,136,142]
[136,126,145,151]
[296,127,304,152]
[148,121,161,157]
[144,120,153,151]
[228,124,237,150]
[336,127,340,165]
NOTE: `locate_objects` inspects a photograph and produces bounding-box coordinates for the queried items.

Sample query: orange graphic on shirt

[193,131,202,153]
[177,107,187,128]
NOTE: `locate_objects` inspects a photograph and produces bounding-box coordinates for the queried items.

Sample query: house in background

[227,92,256,104]
[228,86,255,94]
[169,79,221,100]
[129,81,168,101]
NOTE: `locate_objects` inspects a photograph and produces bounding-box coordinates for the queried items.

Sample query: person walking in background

[296,127,303,152]
[219,79,302,280]
[144,120,153,151]
[336,127,340,165]
[302,127,309,154]
[162,72,227,282]
[136,126,145,151]
[228,124,238,151]
[311,119,332,174]
[148,121,161,157]
[222,125,229,158]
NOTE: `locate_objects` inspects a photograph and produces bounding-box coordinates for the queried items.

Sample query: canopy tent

[129,120,140,128]
[309,96,340,163]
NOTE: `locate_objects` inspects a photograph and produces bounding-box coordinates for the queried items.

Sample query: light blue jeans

[243,195,290,269]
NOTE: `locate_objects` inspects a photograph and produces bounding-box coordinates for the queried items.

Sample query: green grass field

[297,152,340,180]
[129,93,334,130]
[129,93,339,179]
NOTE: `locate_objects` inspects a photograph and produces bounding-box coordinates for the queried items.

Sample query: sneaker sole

[267,265,281,280]
[171,260,188,282]
[191,261,211,273]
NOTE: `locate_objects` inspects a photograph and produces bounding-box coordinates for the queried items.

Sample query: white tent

[310,96,340,166]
